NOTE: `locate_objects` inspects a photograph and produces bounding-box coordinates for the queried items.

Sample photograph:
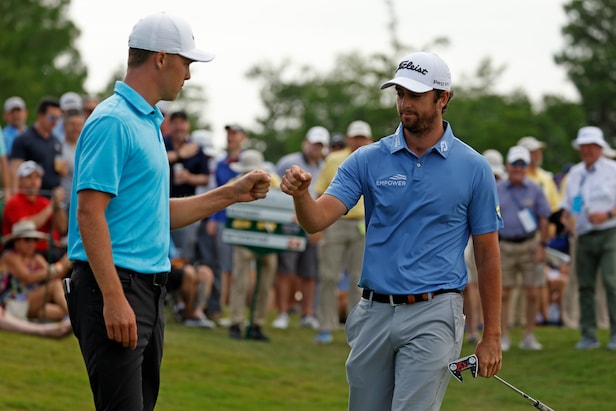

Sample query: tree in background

[446,58,585,171]
[555,0,616,142]
[247,51,583,172]
[0,0,87,120]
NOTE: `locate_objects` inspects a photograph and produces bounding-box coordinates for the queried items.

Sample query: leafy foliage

[555,0,616,141]
[247,52,583,172]
[0,0,87,120]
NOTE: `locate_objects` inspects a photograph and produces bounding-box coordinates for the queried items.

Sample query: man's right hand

[103,294,138,349]
[281,165,312,197]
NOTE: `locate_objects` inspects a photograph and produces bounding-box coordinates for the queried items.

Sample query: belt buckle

[153,272,168,287]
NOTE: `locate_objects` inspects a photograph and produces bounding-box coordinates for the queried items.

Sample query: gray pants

[345,292,464,411]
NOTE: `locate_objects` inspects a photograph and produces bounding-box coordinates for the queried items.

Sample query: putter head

[448,354,478,382]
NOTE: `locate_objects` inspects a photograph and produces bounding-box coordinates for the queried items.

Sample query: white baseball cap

[128,12,215,63]
[381,52,451,93]
[17,161,44,178]
[4,96,26,113]
[60,92,83,111]
[306,126,330,146]
[517,136,546,151]
[483,149,506,178]
[572,126,607,149]
[346,120,372,138]
[506,146,531,164]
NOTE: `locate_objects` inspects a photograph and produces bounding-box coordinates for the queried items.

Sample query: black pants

[67,262,166,411]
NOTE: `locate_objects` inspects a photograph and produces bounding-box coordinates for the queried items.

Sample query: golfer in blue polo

[281,51,503,410]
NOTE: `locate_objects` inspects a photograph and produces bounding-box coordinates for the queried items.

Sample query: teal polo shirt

[68,81,171,273]
[325,122,502,294]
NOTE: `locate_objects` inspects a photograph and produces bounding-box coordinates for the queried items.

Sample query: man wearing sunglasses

[498,145,551,352]
[10,97,63,196]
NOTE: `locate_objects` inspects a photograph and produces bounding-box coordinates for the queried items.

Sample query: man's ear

[154,51,166,69]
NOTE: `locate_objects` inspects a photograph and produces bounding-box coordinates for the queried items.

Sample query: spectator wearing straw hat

[0,220,69,322]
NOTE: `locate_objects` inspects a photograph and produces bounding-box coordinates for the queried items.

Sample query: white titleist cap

[381,52,451,93]
[128,12,215,62]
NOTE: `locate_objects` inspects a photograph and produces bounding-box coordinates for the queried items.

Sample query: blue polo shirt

[68,81,171,273]
[325,122,502,294]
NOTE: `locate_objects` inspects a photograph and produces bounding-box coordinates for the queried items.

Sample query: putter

[448,354,555,411]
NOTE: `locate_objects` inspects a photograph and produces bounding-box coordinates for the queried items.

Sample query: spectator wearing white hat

[204,122,249,323]
[311,120,372,344]
[53,91,84,142]
[561,126,616,350]
[59,109,85,209]
[515,137,561,328]
[3,96,28,155]
[483,149,506,180]
[271,126,329,331]
[497,145,552,351]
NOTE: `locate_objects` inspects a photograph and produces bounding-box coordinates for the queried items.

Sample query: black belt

[499,233,536,243]
[73,261,169,287]
[362,289,461,305]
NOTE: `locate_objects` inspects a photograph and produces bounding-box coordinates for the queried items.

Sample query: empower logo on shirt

[376,174,407,187]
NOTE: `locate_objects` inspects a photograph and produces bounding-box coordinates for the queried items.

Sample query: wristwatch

[608,210,614,219]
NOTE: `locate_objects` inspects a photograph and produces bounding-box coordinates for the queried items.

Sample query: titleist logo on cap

[397,60,428,75]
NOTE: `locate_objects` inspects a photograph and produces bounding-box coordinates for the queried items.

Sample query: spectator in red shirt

[2,161,67,262]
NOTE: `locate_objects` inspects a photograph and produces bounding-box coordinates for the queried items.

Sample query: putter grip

[534,401,554,411]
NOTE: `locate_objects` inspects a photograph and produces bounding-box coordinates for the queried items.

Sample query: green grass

[1,316,615,410]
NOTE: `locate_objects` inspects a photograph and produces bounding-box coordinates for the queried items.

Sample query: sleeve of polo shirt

[535,188,552,218]
[468,161,503,235]
[74,116,128,197]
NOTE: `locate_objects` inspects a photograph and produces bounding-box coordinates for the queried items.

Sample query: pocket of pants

[345,298,369,345]
[450,295,465,344]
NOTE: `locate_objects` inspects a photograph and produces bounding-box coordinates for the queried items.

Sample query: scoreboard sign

[223,189,306,254]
